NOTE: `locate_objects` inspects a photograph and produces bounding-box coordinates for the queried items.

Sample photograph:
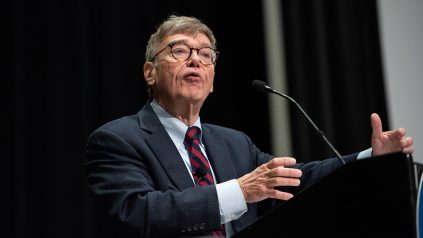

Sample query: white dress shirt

[150,100,247,237]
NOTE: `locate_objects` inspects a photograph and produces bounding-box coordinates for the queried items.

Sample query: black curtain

[10,0,388,237]
[282,0,389,162]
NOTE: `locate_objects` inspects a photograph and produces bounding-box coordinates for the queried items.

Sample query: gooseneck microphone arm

[251,80,346,165]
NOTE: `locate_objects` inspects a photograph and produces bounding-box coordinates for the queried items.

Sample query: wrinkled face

[144,33,215,107]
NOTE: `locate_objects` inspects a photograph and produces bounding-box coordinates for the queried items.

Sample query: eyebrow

[168,39,213,48]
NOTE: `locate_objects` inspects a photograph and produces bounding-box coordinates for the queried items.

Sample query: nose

[186,49,201,67]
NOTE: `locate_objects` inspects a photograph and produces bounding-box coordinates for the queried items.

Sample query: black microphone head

[195,166,207,178]
[251,79,270,93]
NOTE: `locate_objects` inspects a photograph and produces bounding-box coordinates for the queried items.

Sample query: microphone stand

[257,81,346,165]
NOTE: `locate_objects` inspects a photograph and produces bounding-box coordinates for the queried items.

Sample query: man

[85,15,413,237]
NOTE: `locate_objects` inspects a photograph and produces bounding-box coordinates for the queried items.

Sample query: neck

[155,98,202,126]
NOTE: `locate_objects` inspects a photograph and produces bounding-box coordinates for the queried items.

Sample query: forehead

[161,33,212,47]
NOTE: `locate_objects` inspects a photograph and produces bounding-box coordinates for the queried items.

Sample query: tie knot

[185,126,201,142]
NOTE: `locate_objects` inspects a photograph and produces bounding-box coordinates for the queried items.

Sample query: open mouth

[184,72,201,81]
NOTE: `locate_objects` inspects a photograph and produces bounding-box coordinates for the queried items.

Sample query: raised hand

[237,157,302,203]
[370,113,414,156]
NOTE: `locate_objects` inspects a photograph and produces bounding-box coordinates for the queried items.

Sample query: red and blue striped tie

[185,126,226,237]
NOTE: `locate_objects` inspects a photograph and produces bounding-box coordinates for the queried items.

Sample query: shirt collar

[150,99,203,143]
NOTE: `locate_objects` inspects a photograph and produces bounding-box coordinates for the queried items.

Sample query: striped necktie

[184,126,226,237]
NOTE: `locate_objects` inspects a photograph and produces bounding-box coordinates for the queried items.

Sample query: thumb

[371,113,383,137]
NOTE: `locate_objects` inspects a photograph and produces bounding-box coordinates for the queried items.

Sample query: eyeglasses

[151,42,219,65]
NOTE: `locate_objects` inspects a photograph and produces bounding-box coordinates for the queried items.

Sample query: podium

[233,152,418,237]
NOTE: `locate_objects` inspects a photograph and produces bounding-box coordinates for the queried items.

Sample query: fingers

[403,146,414,154]
[268,190,294,201]
[265,158,302,181]
[401,136,413,147]
[401,136,414,154]
[267,166,302,178]
[266,176,301,187]
[265,158,302,187]
[265,165,302,188]
[370,113,414,156]
[371,113,383,137]
[393,127,407,139]
[266,157,297,169]
[237,157,302,203]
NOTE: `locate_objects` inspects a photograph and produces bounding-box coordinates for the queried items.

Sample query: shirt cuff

[357,148,373,160]
[216,179,248,223]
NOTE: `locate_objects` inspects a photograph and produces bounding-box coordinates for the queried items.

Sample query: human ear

[143,62,156,86]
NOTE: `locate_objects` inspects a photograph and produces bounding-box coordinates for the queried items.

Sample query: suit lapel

[202,126,238,183]
[137,103,239,190]
[202,126,252,233]
[138,103,194,191]
[138,103,250,233]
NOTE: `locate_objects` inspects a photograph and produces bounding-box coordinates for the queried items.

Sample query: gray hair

[145,15,217,62]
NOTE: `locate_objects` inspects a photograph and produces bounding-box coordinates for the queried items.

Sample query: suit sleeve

[85,127,222,237]
[280,153,359,194]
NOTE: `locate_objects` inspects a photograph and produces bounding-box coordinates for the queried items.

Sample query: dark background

[10,0,387,237]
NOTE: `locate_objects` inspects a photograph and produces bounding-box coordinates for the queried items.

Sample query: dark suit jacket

[85,102,358,237]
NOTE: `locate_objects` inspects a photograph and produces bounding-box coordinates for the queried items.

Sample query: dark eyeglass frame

[151,42,219,65]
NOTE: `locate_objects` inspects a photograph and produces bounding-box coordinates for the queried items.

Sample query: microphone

[194,166,207,187]
[251,79,346,165]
